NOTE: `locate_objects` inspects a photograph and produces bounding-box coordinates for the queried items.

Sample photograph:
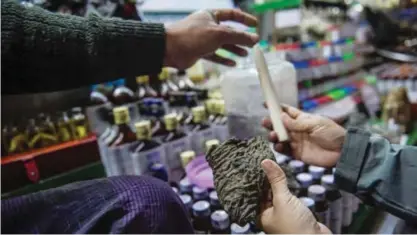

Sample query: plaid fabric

[1,175,194,234]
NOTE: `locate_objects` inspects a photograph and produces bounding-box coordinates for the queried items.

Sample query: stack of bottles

[275,153,362,234]
[90,69,230,182]
[371,63,417,95]
[2,107,90,157]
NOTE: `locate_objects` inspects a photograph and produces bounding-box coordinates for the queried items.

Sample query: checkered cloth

[1,175,194,233]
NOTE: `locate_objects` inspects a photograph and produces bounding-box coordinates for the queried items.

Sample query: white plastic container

[220,50,298,139]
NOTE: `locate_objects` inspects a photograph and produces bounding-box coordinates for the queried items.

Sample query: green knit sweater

[1,0,166,94]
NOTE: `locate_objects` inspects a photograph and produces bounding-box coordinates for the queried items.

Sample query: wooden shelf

[1,135,97,165]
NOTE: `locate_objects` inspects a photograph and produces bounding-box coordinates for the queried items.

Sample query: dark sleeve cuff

[334,127,371,194]
[89,15,166,79]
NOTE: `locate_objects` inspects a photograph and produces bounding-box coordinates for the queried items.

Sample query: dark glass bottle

[309,165,326,185]
[180,194,193,218]
[210,210,231,234]
[156,69,170,99]
[136,75,158,99]
[70,107,89,140]
[193,186,209,202]
[296,173,313,198]
[321,174,343,234]
[192,200,211,234]
[179,177,193,196]
[3,124,28,155]
[189,106,210,132]
[288,160,305,176]
[26,118,43,150]
[55,111,73,142]
[205,99,218,123]
[146,98,167,138]
[91,83,113,105]
[37,113,59,147]
[108,106,136,147]
[149,163,169,182]
[214,100,227,125]
[132,120,161,152]
[112,79,137,106]
[163,113,186,142]
[209,191,222,212]
[308,185,330,226]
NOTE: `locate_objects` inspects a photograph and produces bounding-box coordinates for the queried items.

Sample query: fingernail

[261,159,274,173]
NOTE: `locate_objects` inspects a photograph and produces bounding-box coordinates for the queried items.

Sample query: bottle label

[164,136,191,168]
[75,126,88,139]
[132,145,166,175]
[214,124,229,142]
[8,134,27,153]
[191,128,215,154]
[58,127,72,142]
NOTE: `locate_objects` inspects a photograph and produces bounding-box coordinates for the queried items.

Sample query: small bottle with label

[321,174,343,234]
[136,75,158,99]
[309,165,326,185]
[213,100,229,141]
[146,98,168,139]
[299,197,315,213]
[296,173,313,197]
[189,106,210,132]
[70,107,89,140]
[210,210,231,234]
[163,113,187,142]
[179,177,193,196]
[193,186,209,202]
[55,111,73,143]
[289,160,306,176]
[209,191,222,212]
[133,120,161,151]
[192,201,211,234]
[189,106,214,154]
[180,194,193,218]
[108,107,136,147]
[37,113,59,147]
[308,185,330,226]
[230,223,251,234]
[205,99,218,123]
[4,124,28,154]
[26,118,43,150]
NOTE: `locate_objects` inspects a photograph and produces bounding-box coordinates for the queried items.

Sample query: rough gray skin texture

[206,136,299,225]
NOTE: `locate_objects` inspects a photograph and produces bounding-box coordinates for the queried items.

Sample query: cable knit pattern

[1,0,166,94]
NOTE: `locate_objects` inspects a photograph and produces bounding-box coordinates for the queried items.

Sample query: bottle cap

[296,173,313,188]
[192,106,206,123]
[230,223,250,234]
[321,174,334,189]
[299,197,315,211]
[179,177,193,194]
[113,106,130,124]
[308,185,326,201]
[205,139,220,153]
[215,100,226,115]
[134,120,151,140]
[308,165,326,179]
[211,210,230,230]
[205,99,217,114]
[275,153,289,165]
[136,75,149,84]
[209,191,220,206]
[193,186,209,200]
[289,160,305,174]
[159,68,169,80]
[149,163,168,182]
[164,113,178,131]
[180,150,196,168]
[192,200,211,217]
[180,194,192,208]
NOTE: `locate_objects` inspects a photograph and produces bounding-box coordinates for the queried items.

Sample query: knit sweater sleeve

[1,0,166,94]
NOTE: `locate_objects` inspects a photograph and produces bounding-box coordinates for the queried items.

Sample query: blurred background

[2,0,417,233]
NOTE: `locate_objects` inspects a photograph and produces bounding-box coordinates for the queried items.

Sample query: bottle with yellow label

[205,99,218,123]
[3,124,28,155]
[26,118,43,150]
[55,111,73,143]
[214,100,227,125]
[109,106,136,147]
[156,68,170,99]
[112,78,137,106]
[37,113,59,147]
[70,107,89,140]
[163,113,186,143]
[136,75,158,99]
[133,120,161,151]
[189,106,210,132]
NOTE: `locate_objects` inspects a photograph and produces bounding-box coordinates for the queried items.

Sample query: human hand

[262,105,346,168]
[164,9,259,69]
[259,159,332,234]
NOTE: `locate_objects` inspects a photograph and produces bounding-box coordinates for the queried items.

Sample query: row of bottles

[275,154,361,233]
[2,108,89,156]
[90,68,204,107]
